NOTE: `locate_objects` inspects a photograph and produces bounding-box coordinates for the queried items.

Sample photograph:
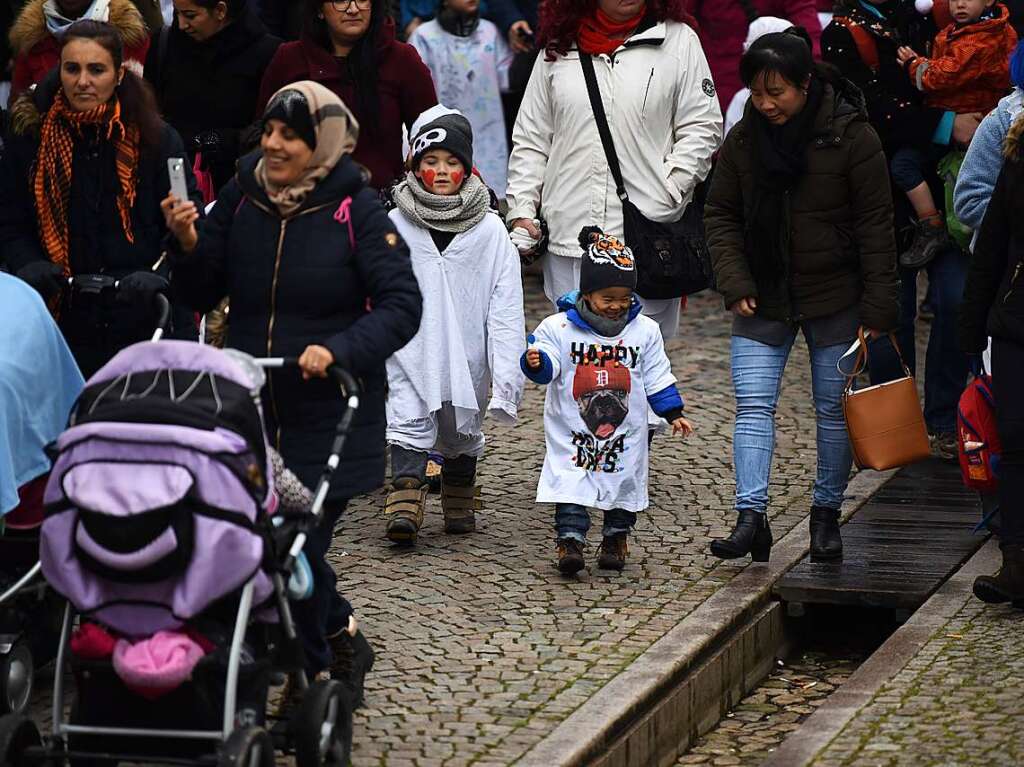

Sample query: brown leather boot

[597,533,628,571]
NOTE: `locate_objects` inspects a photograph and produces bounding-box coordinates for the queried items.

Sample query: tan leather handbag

[840,328,931,471]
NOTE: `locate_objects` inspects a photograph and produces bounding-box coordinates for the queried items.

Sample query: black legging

[993,338,1024,546]
[290,500,353,674]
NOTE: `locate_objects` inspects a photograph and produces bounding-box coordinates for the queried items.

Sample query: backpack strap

[333,196,355,250]
[832,16,881,72]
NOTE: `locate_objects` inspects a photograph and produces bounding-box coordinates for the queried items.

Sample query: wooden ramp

[774,458,985,611]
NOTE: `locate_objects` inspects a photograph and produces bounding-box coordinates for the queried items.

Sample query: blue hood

[556,290,643,334]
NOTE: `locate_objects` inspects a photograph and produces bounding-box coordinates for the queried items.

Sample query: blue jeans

[868,247,968,435]
[555,503,637,543]
[731,334,853,514]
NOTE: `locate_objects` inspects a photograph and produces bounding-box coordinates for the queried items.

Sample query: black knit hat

[578,226,637,294]
[409,111,474,172]
[263,89,317,150]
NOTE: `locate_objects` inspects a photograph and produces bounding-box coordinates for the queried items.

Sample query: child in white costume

[384,109,525,545]
[523,227,693,574]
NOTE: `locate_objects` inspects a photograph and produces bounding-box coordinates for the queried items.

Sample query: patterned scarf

[34,91,139,280]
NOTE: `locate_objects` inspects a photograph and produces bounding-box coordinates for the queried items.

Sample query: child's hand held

[525,334,542,371]
[672,417,694,438]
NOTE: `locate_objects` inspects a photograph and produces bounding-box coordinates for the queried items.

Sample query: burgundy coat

[257,18,437,189]
[683,0,822,110]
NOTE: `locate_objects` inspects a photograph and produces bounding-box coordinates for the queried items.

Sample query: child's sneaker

[900,219,950,270]
[597,533,628,571]
[556,538,585,575]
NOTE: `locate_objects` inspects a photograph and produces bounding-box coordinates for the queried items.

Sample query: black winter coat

[0,77,203,376]
[705,81,899,331]
[960,116,1024,353]
[145,11,281,193]
[171,152,422,499]
[822,3,945,155]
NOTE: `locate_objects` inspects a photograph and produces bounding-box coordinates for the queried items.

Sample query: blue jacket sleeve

[520,349,553,384]
[954,109,1008,231]
[647,384,684,418]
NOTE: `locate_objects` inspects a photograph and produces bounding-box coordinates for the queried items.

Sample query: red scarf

[577,6,646,56]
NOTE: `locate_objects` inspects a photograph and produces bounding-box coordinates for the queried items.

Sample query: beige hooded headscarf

[255,81,360,218]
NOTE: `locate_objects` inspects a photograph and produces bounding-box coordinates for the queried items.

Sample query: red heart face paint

[421,168,437,189]
[450,169,464,187]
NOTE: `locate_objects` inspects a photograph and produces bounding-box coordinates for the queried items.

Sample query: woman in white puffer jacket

[505,0,721,339]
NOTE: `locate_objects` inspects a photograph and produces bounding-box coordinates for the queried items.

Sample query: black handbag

[579,53,712,300]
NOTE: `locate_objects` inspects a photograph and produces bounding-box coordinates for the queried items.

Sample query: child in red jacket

[891,0,1016,269]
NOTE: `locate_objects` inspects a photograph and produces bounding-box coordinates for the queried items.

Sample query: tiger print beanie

[578,226,637,294]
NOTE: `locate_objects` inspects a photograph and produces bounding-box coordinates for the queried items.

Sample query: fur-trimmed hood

[7,69,55,137]
[9,0,149,56]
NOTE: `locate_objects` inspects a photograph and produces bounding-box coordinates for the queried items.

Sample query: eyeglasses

[328,0,371,11]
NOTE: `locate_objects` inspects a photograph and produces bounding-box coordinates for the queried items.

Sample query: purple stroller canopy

[40,341,277,637]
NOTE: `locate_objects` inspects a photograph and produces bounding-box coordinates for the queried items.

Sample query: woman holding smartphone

[0,20,203,378]
[163,81,422,705]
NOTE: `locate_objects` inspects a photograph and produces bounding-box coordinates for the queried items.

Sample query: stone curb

[517,467,898,767]
[761,537,998,767]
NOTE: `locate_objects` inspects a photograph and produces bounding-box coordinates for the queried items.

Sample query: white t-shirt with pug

[531,312,677,512]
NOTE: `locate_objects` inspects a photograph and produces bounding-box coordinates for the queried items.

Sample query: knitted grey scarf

[393,172,491,233]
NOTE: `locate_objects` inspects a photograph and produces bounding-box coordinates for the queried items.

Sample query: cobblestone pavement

[337,273,828,765]
[808,598,1024,767]
[677,609,894,767]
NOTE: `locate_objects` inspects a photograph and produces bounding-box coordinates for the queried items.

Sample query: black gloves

[16,260,64,301]
[117,271,169,310]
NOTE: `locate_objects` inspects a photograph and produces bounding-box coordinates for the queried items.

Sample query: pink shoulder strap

[334,196,355,250]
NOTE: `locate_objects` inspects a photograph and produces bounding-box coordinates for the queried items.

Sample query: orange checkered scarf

[33,92,140,279]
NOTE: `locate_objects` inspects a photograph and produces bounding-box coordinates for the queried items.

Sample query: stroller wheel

[0,642,33,715]
[218,727,274,767]
[293,680,352,767]
[0,714,42,766]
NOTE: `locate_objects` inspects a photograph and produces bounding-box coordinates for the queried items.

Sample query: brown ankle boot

[597,533,628,571]
[384,477,427,544]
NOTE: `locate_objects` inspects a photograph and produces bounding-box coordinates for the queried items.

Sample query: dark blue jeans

[868,245,968,435]
[291,500,353,675]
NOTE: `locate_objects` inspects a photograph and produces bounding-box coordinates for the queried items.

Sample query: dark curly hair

[538,0,697,59]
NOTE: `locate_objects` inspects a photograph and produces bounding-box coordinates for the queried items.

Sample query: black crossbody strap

[579,53,629,203]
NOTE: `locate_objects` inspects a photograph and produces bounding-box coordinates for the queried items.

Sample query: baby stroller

[0,273,86,716]
[0,333,362,766]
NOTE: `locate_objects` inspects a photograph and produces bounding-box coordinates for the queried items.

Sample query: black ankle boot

[809,506,843,561]
[974,544,1024,607]
[710,510,772,562]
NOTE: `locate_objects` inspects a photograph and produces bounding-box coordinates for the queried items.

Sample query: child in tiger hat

[522,227,694,575]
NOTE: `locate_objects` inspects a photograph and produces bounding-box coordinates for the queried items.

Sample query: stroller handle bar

[67,275,171,343]
[251,357,361,567]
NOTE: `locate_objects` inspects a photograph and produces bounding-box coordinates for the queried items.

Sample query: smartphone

[167,157,189,204]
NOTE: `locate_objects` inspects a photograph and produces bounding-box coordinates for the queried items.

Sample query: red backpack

[957,374,1001,493]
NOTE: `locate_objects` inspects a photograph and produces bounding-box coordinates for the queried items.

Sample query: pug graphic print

[529,310,678,513]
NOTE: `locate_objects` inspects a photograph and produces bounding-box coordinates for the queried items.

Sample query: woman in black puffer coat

[165,81,422,688]
[0,21,203,378]
[145,0,281,194]
[960,114,1024,610]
